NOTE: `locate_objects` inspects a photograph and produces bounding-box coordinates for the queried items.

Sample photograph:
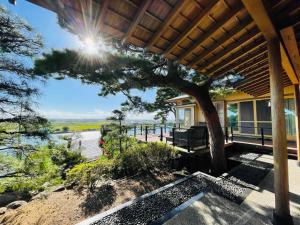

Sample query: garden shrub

[66,142,178,190]
[66,156,114,190]
[0,144,83,194]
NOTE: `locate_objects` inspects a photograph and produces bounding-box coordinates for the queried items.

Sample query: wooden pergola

[19,0,300,223]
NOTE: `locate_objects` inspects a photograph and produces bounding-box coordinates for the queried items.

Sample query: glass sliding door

[285,98,296,136]
[177,108,192,128]
[240,101,255,134]
[256,99,272,135]
[227,103,238,131]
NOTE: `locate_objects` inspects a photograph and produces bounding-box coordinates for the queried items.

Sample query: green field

[50,120,110,133]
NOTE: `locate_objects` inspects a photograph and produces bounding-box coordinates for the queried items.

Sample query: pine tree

[34,40,240,174]
[0,6,48,155]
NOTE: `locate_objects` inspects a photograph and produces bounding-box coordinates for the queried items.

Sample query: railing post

[145,126,148,142]
[134,126,136,137]
[153,124,156,134]
[178,123,181,130]
[160,126,163,141]
[225,127,229,143]
[187,129,191,152]
[141,125,143,135]
[261,127,265,146]
[172,127,175,146]
[164,123,167,133]
[231,126,234,142]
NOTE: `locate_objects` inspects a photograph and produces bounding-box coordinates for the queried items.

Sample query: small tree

[107,109,126,127]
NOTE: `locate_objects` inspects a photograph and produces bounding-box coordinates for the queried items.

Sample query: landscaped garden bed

[83,152,272,225]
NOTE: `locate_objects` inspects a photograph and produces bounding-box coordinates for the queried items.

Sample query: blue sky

[2,1,158,120]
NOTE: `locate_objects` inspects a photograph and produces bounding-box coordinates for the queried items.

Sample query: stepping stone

[6,200,27,209]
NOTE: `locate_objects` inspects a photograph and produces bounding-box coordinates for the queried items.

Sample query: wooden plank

[122,0,152,44]
[235,71,269,88]
[193,27,260,70]
[177,3,244,62]
[205,37,266,75]
[162,0,218,56]
[242,0,298,85]
[189,16,254,67]
[293,84,300,163]
[99,0,109,31]
[146,0,186,49]
[280,27,300,81]
[211,46,268,77]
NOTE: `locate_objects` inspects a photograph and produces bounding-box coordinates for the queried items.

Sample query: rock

[0,207,6,215]
[42,182,50,188]
[6,200,27,209]
[53,185,65,192]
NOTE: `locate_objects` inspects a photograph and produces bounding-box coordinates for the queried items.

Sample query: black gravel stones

[89,153,272,225]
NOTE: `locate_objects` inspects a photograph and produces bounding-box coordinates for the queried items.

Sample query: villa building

[169,85,297,142]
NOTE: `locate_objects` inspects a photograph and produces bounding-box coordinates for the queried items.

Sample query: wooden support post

[141,125,143,135]
[261,127,265,146]
[225,127,228,143]
[172,128,175,146]
[294,84,300,165]
[145,126,148,142]
[160,127,163,142]
[134,126,136,137]
[268,38,292,224]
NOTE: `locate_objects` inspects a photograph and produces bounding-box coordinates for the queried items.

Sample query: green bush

[66,156,114,190]
[66,142,178,190]
[115,142,178,175]
[0,144,83,194]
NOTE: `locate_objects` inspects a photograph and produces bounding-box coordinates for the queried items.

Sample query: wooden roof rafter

[205,37,266,75]
[194,27,261,70]
[210,43,268,77]
[146,0,187,50]
[176,2,245,63]
[162,0,219,56]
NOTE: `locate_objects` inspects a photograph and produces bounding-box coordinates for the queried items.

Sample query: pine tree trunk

[196,89,226,175]
[180,84,227,175]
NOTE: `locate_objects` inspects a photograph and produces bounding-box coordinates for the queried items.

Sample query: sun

[80,35,108,57]
[83,36,98,55]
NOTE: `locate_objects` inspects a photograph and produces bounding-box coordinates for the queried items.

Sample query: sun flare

[80,35,108,58]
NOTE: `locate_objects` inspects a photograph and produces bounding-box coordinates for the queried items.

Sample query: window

[178,108,192,128]
[285,98,296,136]
[240,101,254,134]
[227,103,238,131]
[256,100,272,135]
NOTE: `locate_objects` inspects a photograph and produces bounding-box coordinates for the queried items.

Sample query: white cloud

[37,108,157,121]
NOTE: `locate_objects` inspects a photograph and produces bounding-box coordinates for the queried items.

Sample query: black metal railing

[224,125,272,146]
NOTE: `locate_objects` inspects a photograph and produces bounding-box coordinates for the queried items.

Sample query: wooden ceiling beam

[242,0,299,84]
[238,62,269,77]
[162,0,218,56]
[99,0,109,31]
[176,3,244,62]
[212,45,268,77]
[242,77,291,94]
[280,26,300,81]
[241,64,269,77]
[235,71,269,88]
[194,27,260,71]
[205,37,266,75]
[146,0,186,49]
[237,57,268,75]
[189,16,254,67]
[238,77,270,91]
